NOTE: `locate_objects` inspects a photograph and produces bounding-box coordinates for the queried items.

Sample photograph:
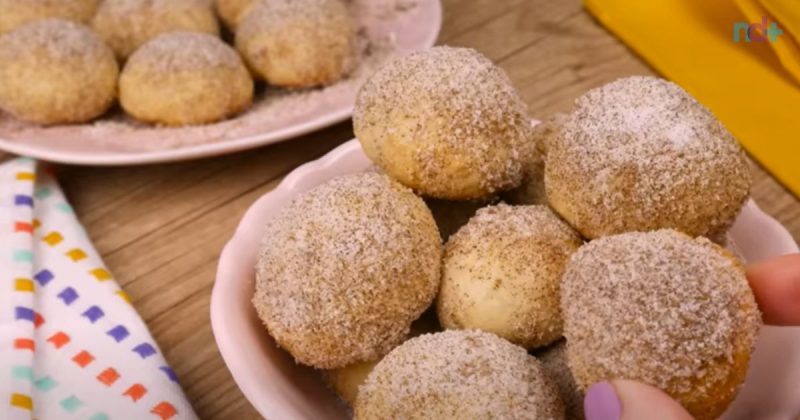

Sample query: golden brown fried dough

[561,229,761,420]
[0,19,117,125]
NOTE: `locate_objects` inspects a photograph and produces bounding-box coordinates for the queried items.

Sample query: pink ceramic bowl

[211,139,800,420]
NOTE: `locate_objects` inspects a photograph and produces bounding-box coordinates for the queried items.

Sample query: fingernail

[584,381,622,420]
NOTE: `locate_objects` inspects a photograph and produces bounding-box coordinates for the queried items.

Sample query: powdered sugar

[94,0,208,17]
[0,19,109,62]
[126,31,243,72]
[545,76,752,239]
[252,172,441,369]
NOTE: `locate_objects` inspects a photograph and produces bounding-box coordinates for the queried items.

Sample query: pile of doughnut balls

[253,45,761,420]
[0,0,356,126]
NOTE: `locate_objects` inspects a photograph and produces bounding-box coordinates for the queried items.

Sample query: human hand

[583,253,800,420]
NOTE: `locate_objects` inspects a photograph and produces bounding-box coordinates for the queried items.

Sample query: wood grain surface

[1,0,799,418]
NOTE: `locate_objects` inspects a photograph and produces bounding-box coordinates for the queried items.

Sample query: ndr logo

[733,16,783,42]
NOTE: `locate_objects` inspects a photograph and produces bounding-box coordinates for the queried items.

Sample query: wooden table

[2,0,799,418]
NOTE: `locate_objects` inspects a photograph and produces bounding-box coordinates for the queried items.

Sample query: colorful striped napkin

[0,157,196,420]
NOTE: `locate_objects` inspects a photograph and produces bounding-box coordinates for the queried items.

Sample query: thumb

[584,380,693,420]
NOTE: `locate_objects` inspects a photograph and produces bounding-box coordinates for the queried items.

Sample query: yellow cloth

[584,0,800,197]
[737,0,800,81]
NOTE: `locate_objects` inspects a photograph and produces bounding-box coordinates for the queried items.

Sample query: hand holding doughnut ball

[561,229,761,420]
[582,254,800,420]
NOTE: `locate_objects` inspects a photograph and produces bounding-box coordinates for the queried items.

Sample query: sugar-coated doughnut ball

[438,204,582,349]
[236,0,356,88]
[119,32,253,126]
[0,20,118,125]
[0,0,100,36]
[254,172,442,369]
[92,0,219,60]
[356,330,564,419]
[561,229,761,420]
[214,0,256,29]
[536,341,584,420]
[546,76,751,239]
[354,47,531,200]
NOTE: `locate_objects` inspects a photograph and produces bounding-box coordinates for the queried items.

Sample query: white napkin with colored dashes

[0,157,197,420]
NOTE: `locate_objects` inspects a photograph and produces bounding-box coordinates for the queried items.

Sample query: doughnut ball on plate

[119,32,253,126]
[561,229,761,420]
[437,204,582,349]
[236,0,356,88]
[355,330,564,419]
[536,341,584,420]
[253,172,442,369]
[214,0,256,29]
[0,0,100,35]
[92,0,219,60]
[0,20,118,125]
[354,47,531,200]
[546,76,751,239]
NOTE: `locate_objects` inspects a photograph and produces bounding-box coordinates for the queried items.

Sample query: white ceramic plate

[211,139,800,420]
[0,0,442,166]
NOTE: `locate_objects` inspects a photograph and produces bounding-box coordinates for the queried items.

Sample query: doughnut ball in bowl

[425,197,492,241]
[355,330,564,419]
[437,204,582,349]
[505,114,567,205]
[253,172,442,369]
[0,0,100,36]
[119,32,253,126]
[236,0,357,88]
[561,229,761,420]
[0,19,118,125]
[214,0,256,29]
[92,0,219,60]
[546,76,751,239]
[536,341,584,420]
[354,47,531,200]
[325,310,441,406]
[326,360,378,407]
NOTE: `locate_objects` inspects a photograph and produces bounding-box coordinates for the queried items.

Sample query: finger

[584,380,692,420]
[746,253,800,326]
